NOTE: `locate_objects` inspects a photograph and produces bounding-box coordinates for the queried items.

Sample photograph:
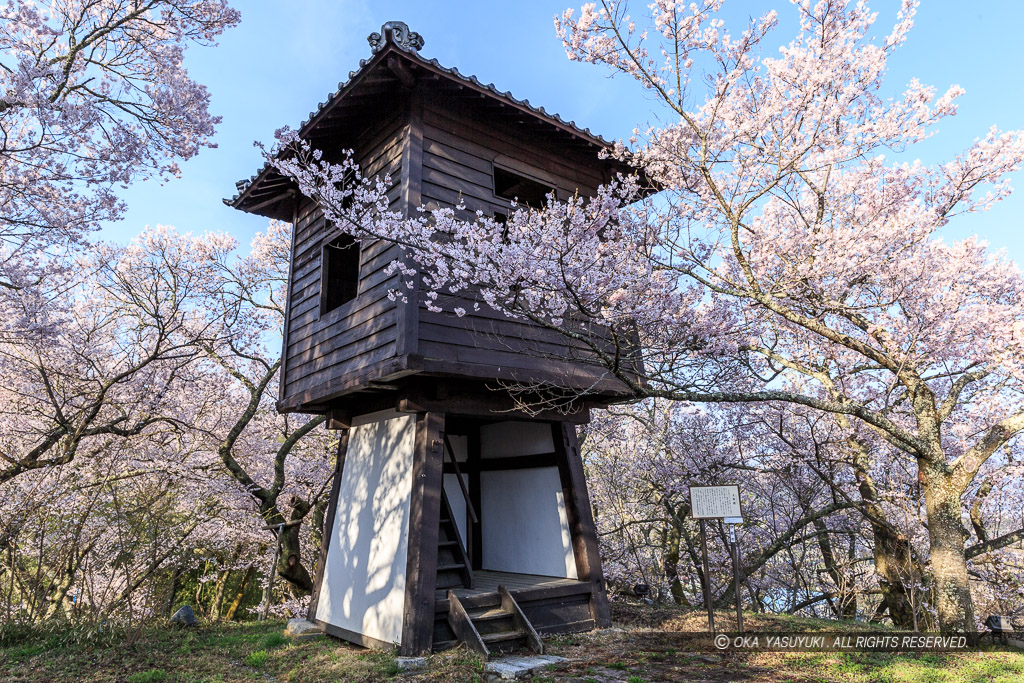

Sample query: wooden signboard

[689,484,744,634]
[689,485,742,519]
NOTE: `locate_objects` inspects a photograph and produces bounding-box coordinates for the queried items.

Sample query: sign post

[728,522,744,633]
[690,485,744,634]
[697,517,714,633]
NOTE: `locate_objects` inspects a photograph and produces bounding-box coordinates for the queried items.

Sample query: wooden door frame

[552,421,612,627]
[400,411,445,655]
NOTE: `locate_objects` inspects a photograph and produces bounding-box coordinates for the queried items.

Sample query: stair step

[482,630,525,644]
[436,577,464,589]
[469,607,509,621]
[433,638,457,651]
[437,562,465,572]
[457,592,502,610]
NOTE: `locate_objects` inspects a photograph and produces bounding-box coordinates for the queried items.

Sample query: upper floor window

[493,166,553,209]
[320,232,360,315]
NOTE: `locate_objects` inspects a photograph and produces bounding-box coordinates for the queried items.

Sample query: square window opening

[320,232,360,315]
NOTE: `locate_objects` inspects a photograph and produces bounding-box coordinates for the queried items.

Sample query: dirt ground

[1,603,1022,682]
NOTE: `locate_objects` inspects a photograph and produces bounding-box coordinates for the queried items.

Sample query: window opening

[320,232,360,315]
[493,167,553,209]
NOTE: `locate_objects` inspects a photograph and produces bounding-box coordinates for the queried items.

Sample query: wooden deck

[450,570,584,598]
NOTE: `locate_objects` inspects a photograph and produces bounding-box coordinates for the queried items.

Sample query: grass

[0,619,484,682]
[536,604,1024,682]
[0,607,1020,682]
[126,671,169,683]
[243,649,267,667]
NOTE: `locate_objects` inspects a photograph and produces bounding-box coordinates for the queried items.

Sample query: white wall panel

[315,410,416,646]
[480,466,577,578]
[443,473,469,545]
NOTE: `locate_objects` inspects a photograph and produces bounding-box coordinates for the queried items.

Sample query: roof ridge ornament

[368,21,424,53]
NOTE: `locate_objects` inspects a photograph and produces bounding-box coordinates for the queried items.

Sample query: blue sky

[99,1,1024,263]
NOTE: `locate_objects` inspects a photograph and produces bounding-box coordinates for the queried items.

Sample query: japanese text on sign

[690,485,742,519]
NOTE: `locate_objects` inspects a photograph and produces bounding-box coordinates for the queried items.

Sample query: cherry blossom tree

[0,222,333,622]
[0,0,239,294]
[0,230,225,622]
[271,0,1024,631]
[0,227,204,488]
[584,402,867,620]
[167,221,335,597]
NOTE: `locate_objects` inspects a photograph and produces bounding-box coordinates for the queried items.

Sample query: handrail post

[443,434,479,524]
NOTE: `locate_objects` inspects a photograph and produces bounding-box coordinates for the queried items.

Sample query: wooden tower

[228,21,639,656]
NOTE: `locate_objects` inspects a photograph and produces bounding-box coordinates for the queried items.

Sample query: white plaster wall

[480,466,578,579]
[442,434,469,544]
[447,434,468,462]
[443,473,469,545]
[480,421,553,458]
[315,410,416,646]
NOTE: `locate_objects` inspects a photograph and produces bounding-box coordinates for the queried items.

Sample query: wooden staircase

[433,437,543,657]
[435,487,473,592]
[446,586,543,658]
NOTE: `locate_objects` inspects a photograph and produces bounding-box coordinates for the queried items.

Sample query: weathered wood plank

[285,341,398,395]
[553,423,612,628]
[418,321,603,359]
[421,164,493,202]
[421,179,506,216]
[446,590,489,658]
[417,340,604,376]
[421,134,493,174]
[287,273,400,340]
[499,586,543,654]
[276,356,414,414]
[286,293,398,360]
[401,412,445,656]
[413,355,626,397]
[285,313,397,379]
[422,103,604,190]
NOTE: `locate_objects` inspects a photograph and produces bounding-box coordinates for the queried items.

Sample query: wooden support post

[699,519,715,633]
[307,430,350,622]
[400,412,445,655]
[553,422,611,628]
[468,427,483,570]
[395,84,423,360]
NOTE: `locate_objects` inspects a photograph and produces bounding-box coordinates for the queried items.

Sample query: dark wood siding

[280,106,409,407]
[279,79,637,413]
[415,92,623,390]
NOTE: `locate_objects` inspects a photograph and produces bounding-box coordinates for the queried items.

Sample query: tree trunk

[165,565,182,616]
[874,533,922,628]
[225,564,255,621]
[850,443,919,628]
[662,518,688,606]
[210,568,230,621]
[277,523,313,594]
[810,515,857,620]
[921,466,974,633]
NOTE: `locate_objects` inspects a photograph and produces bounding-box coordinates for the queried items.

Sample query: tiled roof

[226,24,616,209]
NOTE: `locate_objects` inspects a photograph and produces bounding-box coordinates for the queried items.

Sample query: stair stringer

[499,585,544,654]
[447,590,490,658]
